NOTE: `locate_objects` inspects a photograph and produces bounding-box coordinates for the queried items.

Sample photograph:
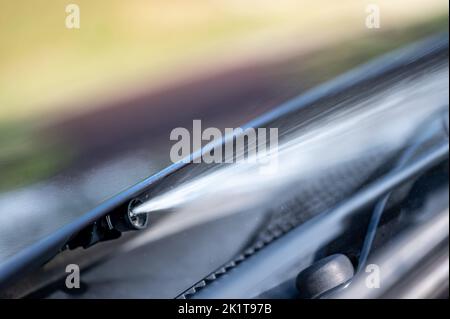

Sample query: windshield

[0,0,448,264]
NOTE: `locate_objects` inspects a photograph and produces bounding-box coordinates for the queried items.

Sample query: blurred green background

[0,0,448,122]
